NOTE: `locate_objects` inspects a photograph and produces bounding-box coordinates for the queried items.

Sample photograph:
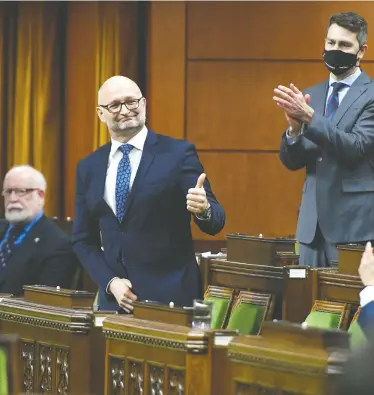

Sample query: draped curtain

[93,2,141,149]
[0,1,144,218]
[0,2,65,216]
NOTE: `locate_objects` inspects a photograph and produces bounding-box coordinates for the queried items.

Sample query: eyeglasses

[2,188,39,197]
[99,97,144,114]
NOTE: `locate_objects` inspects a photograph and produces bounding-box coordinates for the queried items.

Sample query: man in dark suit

[273,12,374,267]
[72,75,225,312]
[0,165,78,294]
[357,242,374,338]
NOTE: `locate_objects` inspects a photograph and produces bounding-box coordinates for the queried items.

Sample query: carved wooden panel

[21,341,35,395]
[128,359,144,395]
[110,357,125,395]
[56,347,69,395]
[168,368,185,395]
[149,364,164,395]
[39,344,52,394]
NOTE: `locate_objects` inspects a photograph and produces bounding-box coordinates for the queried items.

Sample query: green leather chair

[348,308,367,350]
[204,286,234,329]
[226,291,273,335]
[304,300,349,330]
[0,347,8,395]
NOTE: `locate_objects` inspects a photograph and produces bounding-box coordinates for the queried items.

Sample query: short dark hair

[328,12,368,47]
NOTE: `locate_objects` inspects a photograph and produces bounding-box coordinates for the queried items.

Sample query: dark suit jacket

[358,301,374,340]
[0,215,78,294]
[279,71,374,244]
[72,130,225,310]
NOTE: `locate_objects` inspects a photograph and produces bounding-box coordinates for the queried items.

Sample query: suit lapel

[311,81,329,116]
[92,143,112,213]
[121,130,158,222]
[334,71,370,124]
[0,217,46,286]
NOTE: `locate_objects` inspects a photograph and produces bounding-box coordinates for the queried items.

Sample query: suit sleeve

[71,162,118,290]
[39,242,79,289]
[279,129,309,171]
[179,144,225,236]
[302,100,374,165]
[358,300,374,340]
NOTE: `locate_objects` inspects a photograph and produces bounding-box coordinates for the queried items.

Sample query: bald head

[3,165,46,224]
[96,75,146,142]
[98,76,142,105]
[4,165,47,191]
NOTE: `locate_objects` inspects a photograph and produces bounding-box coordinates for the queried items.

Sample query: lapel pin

[34,237,40,243]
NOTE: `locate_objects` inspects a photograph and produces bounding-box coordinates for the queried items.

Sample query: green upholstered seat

[348,320,367,350]
[205,296,231,329]
[0,347,8,395]
[226,303,266,335]
[304,311,341,329]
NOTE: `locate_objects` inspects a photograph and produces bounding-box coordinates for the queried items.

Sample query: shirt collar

[329,67,361,88]
[109,126,148,158]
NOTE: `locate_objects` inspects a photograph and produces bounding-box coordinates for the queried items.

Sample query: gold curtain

[93,2,140,149]
[1,1,143,218]
[1,3,64,216]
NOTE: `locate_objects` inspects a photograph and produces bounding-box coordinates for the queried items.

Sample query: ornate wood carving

[128,360,144,395]
[110,357,125,395]
[103,330,185,351]
[149,364,164,394]
[168,368,185,395]
[56,348,69,395]
[39,344,52,393]
[21,341,35,394]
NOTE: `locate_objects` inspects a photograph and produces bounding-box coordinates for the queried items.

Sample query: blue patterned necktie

[0,226,20,273]
[325,82,347,120]
[115,144,133,222]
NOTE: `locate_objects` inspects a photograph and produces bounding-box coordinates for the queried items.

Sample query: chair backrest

[204,285,235,329]
[51,216,74,235]
[305,300,350,330]
[226,290,273,335]
[0,334,21,395]
[347,307,367,350]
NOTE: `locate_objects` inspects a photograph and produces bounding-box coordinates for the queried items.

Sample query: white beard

[5,209,31,224]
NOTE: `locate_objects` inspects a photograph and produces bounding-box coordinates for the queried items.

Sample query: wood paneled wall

[147,2,374,240]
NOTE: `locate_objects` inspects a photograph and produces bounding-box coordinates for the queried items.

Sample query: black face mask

[323,49,359,76]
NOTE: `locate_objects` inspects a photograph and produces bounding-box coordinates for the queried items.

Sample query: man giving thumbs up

[186,173,211,219]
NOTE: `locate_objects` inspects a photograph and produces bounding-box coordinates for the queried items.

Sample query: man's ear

[357,44,368,63]
[38,190,45,199]
[96,107,106,123]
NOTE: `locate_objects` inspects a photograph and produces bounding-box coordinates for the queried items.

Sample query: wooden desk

[0,287,112,395]
[337,244,363,276]
[103,315,214,395]
[216,321,349,395]
[200,258,285,319]
[226,234,296,265]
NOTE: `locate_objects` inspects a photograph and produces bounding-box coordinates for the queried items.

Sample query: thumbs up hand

[359,242,374,286]
[186,173,209,215]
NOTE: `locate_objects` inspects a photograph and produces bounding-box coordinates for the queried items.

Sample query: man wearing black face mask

[273,12,374,268]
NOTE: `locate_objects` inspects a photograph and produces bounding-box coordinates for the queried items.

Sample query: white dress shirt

[326,67,361,108]
[104,126,148,215]
[360,285,374,307]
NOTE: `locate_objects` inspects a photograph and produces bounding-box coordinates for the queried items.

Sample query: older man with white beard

[0,165,78,294]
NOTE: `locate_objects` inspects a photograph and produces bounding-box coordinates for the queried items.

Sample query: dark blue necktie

[0,226,20,273]
[115,144,133,222]
[325,82,347,120]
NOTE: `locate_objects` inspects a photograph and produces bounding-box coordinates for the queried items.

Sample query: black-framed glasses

[99,97,144,114]
[2,188,39,197]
